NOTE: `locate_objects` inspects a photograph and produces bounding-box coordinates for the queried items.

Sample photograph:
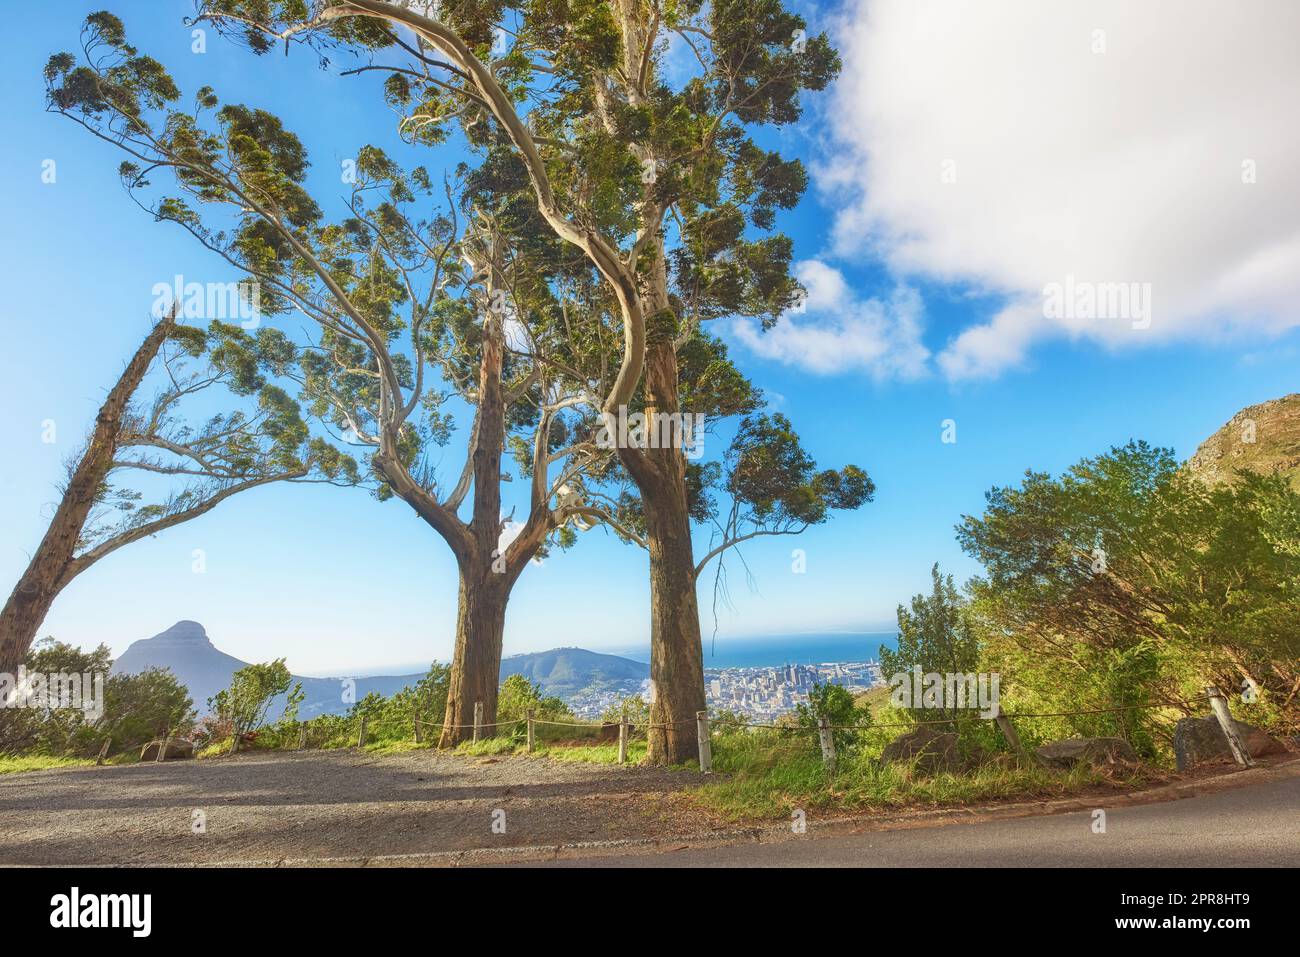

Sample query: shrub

[795,682,871,754]
[208,659,300,742]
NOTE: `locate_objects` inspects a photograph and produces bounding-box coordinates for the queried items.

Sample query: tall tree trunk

[623,336,707,766]
[438,557,509,747]
[0,312,174,677]
[438,292,514,747]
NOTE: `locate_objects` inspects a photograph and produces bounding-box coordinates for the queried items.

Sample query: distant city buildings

[565,679,653,720]
[703,661,885,723]
[563,661,885,722]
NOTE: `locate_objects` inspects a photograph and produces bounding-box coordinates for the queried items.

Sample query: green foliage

[209,659,298,740]
[880,564,981,725]
[958,440,1300,736]
[794,682,870,754]
[193,0,841,360]
[271,661,450,749]
[700,732,1150,819]
[723,413,874,526]
[97,667,197,755]
[600,694,650,725]
[0,638,193,759]
[691,412,874,585]
[497,674,571,730]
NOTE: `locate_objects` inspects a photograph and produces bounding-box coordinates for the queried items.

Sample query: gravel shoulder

[2,749,1294,866]
[0,749,716,865]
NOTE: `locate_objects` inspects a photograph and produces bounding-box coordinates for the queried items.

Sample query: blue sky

[2,1,1296,674]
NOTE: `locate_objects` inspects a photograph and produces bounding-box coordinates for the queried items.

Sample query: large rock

[1172,716,1286,771]
[139,739,194,761]
[1035,736,1137,769]
[880,727,963,774]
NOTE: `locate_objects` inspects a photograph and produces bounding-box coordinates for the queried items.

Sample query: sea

[608,631,899,670]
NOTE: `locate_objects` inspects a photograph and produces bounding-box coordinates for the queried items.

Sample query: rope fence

[256,686,1255,776]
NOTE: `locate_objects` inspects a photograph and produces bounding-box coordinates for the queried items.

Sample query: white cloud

[731,260,930,379]
[821,0,1300,378]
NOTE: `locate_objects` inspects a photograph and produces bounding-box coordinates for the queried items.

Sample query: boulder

[1035,736,1137,769]
[879,726,963,774]
[139,739,194,762]
[1172,716,1286,771]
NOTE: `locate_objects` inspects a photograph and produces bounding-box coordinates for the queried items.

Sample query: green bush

[0,638,193,759]
[208,659,300,745]
[794,682,871,754]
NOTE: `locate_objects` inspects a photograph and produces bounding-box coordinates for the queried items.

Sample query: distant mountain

[111,621,424,719]
[1187,394,1300,490]
[111,620,253,716]
[499,646,648,696]
[111,623,648,718]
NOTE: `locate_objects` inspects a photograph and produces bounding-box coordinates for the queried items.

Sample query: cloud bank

[804,0,1300,379]
[731,260,930,380]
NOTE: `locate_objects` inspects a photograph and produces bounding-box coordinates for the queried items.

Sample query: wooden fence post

[473,701,483,742]
[817,717,837,772]
[95,737,111,766]
[1207,685,1254,767]
[357,716,368,748]
[156,730,170,763]
[696,711,712,774]
[618,716,629,764]
[994,713,1034,764]
[229,728,240,755]
[413,713,422,744]
[297,725,307,750]
[526,709,535,753]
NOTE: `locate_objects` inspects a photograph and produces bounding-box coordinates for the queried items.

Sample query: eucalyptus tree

[196,0,839,762]
[0,307,353,678]
[45,13,634,742]
[585,339,876,618]
[693,411,874,597]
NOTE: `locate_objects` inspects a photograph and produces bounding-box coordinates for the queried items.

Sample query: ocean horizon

[317,631,901,678]
[607,632,899,670]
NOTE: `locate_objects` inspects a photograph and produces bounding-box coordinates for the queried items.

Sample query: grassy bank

[698,750,1133,818]
[0,755,95,774]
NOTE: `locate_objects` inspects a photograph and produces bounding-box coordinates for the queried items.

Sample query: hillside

[1187,393,1300,490]
[499,647,648,696]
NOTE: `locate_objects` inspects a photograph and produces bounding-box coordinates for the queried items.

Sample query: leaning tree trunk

[0,312,174,677]
[623,335,707,766]
[438,557,510,747]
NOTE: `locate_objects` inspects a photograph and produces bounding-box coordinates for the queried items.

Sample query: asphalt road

[541,771,1300,867]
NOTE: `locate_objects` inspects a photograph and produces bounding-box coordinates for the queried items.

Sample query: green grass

[0,755,95,774]
[454,736,523,756]
[447,733,651,765]
[693,732,1157,819]
[364,738,436,756]
[534,741,649,764]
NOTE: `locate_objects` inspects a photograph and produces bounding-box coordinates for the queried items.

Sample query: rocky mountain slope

[1186,393,1300,489]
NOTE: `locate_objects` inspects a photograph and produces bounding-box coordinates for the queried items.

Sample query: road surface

[539,771,1300,867]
